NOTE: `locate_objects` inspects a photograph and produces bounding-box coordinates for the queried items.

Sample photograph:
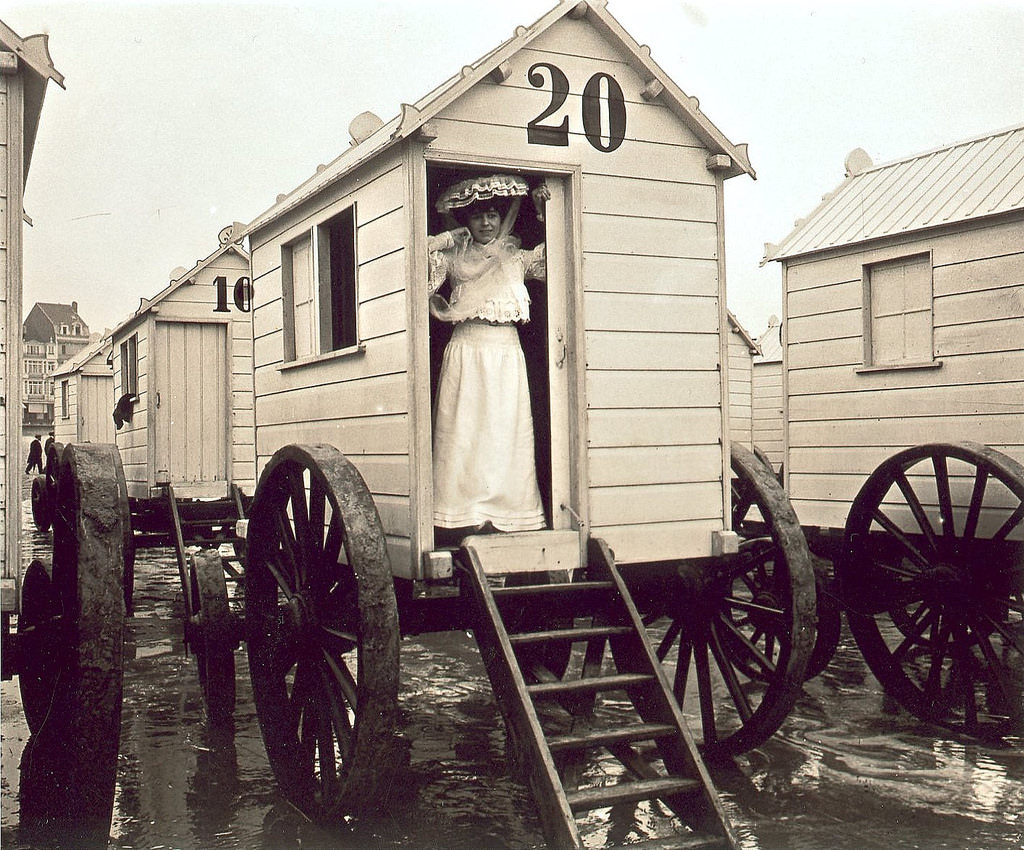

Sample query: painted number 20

[527,62,627,152]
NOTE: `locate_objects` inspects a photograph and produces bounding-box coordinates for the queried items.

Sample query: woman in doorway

[428,173,550,537]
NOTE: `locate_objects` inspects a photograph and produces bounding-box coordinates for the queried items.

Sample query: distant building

[22,301,91,431]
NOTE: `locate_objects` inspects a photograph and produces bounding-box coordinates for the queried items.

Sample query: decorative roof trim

[727,310,760,355]
[242,0,754,237]
[0,21,65,88]
[108,240,250,339]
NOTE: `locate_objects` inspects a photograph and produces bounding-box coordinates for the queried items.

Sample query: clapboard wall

[784,214,1024,529]
[250,10,743,576]
[113,244,256,498]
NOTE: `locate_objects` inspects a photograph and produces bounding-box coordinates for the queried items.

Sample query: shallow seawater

[3,489,1022,849]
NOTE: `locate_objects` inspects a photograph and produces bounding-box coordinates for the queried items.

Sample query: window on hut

[282,204,358,361]
[120,333,138,397]
[864,253,933,366]
[61,380,69,419]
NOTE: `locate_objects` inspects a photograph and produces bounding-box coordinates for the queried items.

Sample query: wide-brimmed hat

[436,173,529,213]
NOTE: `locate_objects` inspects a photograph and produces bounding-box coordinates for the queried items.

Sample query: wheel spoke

[708,621,754,722]
[893,468,938,554]
[724,595,785,619]
[309,479,327,556]
[890,604,938,665]
[966,618,1018,716]
[656,619,681,661]
[264,552,296,600]
[276,511,302,586]
[288,469,315,563]
[693,639,718,745]
[963,467,989,542]
[870,508,931,569]
[932,454,955,537]
[717,614,777,677]
[922,616,953,705]
[673,634,692,697]
[993,502,1024,543]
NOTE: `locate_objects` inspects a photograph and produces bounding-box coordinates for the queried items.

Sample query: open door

[426,168,578,539]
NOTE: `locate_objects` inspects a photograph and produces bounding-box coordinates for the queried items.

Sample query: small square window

[864,253,933,367]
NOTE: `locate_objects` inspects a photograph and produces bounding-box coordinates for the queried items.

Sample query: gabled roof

[753,317,782,364]
[110,239,249,339]
[52,335,111,378]
[766,122,1024,262]
[0,19,65,181]
[727,311,760,355]
[34,302,85,330]
[243,0,753,237]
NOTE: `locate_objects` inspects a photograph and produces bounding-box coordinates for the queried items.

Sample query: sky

[6,0,1024,340]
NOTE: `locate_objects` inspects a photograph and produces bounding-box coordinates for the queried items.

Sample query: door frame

[149,316,233,496]
[412,152,589,573]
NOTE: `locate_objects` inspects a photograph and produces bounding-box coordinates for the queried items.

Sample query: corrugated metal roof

[767,123,1024,261]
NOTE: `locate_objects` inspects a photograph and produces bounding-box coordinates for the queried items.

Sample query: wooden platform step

[527,672,655,698]
[566,776,702,813]
[508,624,634,645]
[548,722,677,752]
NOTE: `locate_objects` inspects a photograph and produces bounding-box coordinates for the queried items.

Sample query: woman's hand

[531,183,551,221]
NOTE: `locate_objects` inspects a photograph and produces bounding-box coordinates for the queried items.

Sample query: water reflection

[4,487,1023,848]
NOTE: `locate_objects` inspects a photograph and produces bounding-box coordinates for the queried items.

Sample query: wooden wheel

[31,475,52,532]
[653,444,816,757]
[17,560,59,734]
[188,550,238,723]
[19,443,126,846]
[245,444,400,820]
[838,442,1024,739]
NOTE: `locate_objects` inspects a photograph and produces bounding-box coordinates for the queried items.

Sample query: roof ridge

[861,122,1024,174]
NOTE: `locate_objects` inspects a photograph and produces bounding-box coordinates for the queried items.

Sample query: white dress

[428,230,546,532]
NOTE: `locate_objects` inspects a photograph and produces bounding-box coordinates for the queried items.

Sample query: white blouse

[427,229,546,324]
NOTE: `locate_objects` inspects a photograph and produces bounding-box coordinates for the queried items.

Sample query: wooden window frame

[60,380,69,419]
[120,333,138,397]
[861,251,938,371]
[281,203,360,366]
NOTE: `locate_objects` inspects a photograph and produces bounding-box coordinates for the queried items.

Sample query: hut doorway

[427,166,572,535]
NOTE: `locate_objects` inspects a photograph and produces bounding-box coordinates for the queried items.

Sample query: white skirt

[432,321,546,531]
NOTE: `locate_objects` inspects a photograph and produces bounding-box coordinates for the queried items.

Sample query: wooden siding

[249,14,733,572]
[784,215,1024,529]
[1,71,22,584]
[113,249,255,498]
[727,330,753,450]
[752,361,783,469]
[251,151,415,575]
[433,16,727,564]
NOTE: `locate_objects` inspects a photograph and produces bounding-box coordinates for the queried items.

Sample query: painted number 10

[214,275,253,313]
[527,62,627,152]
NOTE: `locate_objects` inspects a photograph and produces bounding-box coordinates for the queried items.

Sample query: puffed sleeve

[427,232,454,295]
[523,242,546,281]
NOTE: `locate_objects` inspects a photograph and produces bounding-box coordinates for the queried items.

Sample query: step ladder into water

[456,533,738,850]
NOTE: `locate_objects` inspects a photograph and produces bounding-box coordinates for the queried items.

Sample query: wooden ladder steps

[566,776,703,813]
[528,672,654,698]
[493,580,614,599]
[548,721,677,752]
[508,623,633,645]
